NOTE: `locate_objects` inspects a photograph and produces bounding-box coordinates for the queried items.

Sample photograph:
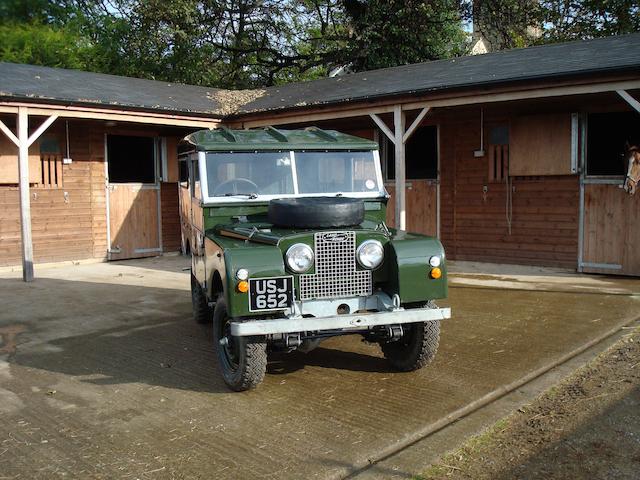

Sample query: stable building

[1,33,640,280]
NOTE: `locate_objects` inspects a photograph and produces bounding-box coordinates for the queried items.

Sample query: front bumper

[230,306,451,336]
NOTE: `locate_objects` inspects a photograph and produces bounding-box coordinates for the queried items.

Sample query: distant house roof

[1,33,639,120]
[184,126,378,151]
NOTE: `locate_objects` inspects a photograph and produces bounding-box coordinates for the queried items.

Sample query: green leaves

[0,1,638,90]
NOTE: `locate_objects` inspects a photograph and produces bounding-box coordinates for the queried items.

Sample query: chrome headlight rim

[356,239,384,270]
[285,243,314,273]
[429,255,442,267]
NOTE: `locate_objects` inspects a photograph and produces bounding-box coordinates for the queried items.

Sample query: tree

[540,0,640,42]
[2,0,636,90]
[468,0,640,51]
[0,0,99,70]
[471,0,543,50]
[5,0,466,88]
[0,22,96,70]
[343,0,468,72]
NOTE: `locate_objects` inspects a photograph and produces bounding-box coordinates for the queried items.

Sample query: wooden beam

[393,105,407,231]
[369,113,395,144]
[17,107,34,282]
[617,90,640,114]
[0,118,19,146]
[403,80,640,111]
[240,104,398,129]
[237,79,640,128]
[402,106,431,143]
[27,114,58,147]
[0,102,220,128]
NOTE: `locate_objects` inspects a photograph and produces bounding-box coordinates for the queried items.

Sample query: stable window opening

[587,112,640,176]
[379,125,438,180]
[107,135,156,183]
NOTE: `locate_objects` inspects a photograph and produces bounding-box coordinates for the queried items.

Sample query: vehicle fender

[222,246,287,318]
[386,234,447,303]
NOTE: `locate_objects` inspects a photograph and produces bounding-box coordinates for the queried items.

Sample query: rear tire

[212,296,267,391]
[191,274,212,324]
[381,306,440,372]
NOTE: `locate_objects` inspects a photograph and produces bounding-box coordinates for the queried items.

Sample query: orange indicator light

[430,267,442,279]
[237,280,249,293]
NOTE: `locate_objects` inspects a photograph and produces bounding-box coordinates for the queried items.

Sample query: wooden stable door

[582,182,640,276]
[107,135,161,260]
[385,180,438,236]
[108,184,161,260]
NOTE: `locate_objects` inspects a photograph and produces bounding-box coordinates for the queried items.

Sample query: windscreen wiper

[215,192,259,199]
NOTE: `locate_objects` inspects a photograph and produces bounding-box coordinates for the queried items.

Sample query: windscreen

[206,151,295,197]
[204,150,382,200]
[295,151,380,194]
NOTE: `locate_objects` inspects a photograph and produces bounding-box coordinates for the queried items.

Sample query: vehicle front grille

[299,231,372,300]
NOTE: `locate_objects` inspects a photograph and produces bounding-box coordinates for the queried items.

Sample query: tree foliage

[470,0,640,50]
[540,0,640,42]
[0,1,638,89]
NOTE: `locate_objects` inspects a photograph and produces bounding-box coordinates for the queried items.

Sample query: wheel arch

[208,269,225,301]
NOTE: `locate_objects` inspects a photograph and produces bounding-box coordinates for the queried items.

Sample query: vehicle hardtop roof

[184,126,379,152]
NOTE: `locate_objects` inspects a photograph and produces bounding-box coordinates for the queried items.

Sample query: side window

[178,159,189,187]
[190,158,201,200]
[587,112,640,176]
[379,125,438,180]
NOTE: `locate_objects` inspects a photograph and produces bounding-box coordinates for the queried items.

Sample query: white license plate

[248,276,294,312]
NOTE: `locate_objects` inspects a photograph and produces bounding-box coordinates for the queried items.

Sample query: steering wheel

[213,178,259,196]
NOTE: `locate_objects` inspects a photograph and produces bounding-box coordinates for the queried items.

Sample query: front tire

[212,296,267,391]
[191,274,212,324]
[381,317,440,372]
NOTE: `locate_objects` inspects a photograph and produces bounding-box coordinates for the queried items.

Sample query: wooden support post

[393,105,406,230]
[17,107,34,281]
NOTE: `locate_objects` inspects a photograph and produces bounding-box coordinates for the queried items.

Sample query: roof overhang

[0,101,220,128]
[229,75,640,128]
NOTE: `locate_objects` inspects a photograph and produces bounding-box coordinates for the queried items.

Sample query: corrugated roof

[184,126,378,151]
[1,33,639,119]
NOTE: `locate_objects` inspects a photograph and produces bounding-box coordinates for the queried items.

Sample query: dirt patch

[421,327,640,480]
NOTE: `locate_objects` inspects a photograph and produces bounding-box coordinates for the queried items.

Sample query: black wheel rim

[218,312,240,371]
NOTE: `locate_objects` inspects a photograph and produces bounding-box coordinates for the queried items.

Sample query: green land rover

[178,127,450,391]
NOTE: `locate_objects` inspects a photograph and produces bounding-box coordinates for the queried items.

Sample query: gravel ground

[420,327,640,480]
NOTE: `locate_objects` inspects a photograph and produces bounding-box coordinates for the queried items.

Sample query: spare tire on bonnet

[268,197,365,228]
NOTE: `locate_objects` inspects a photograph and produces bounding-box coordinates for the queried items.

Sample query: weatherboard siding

[0,122,107,266]
[0,121,183,267]
[341,107,580,268]
[439,111,580,268]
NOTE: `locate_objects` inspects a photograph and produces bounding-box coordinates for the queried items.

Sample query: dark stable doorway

[107,135,156,183]
[587,112,640,176]
[383,125,438,180]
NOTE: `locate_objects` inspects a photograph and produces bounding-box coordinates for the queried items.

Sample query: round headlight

[236,268,249,280]
[357,240,384,269]
[429,255,441,267]
[285,243,314,273]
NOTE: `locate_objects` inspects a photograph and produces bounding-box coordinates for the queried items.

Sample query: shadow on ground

[1,277,390,395]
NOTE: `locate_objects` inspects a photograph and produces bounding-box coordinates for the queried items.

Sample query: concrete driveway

[0,257,638,479]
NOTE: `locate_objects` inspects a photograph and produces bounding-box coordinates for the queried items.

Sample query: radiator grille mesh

[299,231,372,300]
